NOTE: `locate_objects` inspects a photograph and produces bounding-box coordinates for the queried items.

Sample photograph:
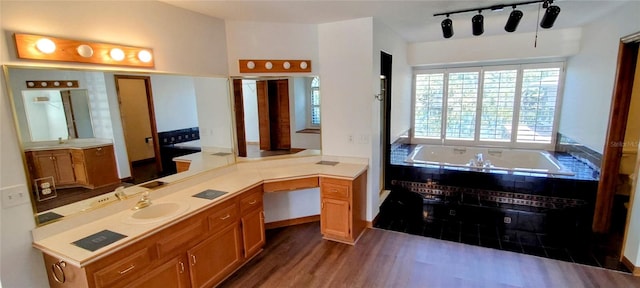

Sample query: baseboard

[120,177,134,183]
[367,212,380,228]
[265,215,320,230]
[622,256,640,276]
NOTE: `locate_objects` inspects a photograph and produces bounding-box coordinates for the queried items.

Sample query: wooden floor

[221,222,640,288]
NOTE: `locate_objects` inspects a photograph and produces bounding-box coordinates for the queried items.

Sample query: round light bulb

[53,81,60,87]
[283,62,291,69]
[27,82,35,87]
[66,82,73,87]
[246,61,255,69]
[40,82,48,87]
[300,61,308,69]
[265,62,273,70]
[137,50,152,63]
[76,44,94,57]
[109,48,125,61]
[36,38,56,54]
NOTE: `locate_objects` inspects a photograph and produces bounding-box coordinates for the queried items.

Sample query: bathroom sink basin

[122,201,189,224]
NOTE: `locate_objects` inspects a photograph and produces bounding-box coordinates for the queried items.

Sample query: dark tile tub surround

[382,142,622,270]
[158,127,201,174]
[555,133,603,172]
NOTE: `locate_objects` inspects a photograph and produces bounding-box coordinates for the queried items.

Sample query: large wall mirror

[4,66,235,225]
[231,77,321,159]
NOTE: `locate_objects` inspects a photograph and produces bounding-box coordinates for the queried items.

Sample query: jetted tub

[405,144,574,176]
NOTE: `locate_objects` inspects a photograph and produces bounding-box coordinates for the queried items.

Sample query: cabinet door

[84,145,119,187]
[71,150,88,185]
[321,198,351,239]
[33,153,57,180]
[241,208,265,259]
[52,151,76,185]
[124,255,189,288]
[188,223,243,288]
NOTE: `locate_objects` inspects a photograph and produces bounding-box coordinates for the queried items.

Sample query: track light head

[505,9,523,32]
[540,5,561,29]
[472,12,484,36]
[441,16,454,39]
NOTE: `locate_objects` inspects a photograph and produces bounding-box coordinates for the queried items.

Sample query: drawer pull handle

[220,214,231,220]
[331,189,338,193]
[249,200,257,205]
[119,265,135,275]
[51,261,66,283]
[179,261,185,273]
[97,147,102,151]
[191,255,197,265]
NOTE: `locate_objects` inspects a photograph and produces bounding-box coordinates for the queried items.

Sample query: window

[412,63,563,148]
[309,76,320,127]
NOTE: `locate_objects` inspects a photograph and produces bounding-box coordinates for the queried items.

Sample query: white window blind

[480,70,517,142]
[414,73,444,138]
[446,72,478,140]
[517,68,560,143]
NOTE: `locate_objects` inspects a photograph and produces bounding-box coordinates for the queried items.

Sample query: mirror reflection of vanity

[4,66,236,225]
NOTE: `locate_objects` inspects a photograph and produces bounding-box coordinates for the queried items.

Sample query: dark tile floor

[374,194,631,273]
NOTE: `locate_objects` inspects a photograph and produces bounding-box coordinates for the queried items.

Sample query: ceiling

[160,0,631,43]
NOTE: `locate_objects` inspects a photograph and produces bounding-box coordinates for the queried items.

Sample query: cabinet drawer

[321,182,350,199]
[208,201,239,234]
[93,248,151,288]
[263,177,318,192]
[156,220,207,258]
[240,188,263,214]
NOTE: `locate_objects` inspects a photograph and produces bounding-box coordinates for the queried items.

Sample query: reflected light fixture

[441,15,454,39]
[36,38,56,54]
[76,44,94,58]
[109,48,125,61]
[505,6,523,32]
[137,50,152,63]
[472,11,484,36]
[540,1,561,29]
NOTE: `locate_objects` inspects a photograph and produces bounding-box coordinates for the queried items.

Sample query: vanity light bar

[25,80,79,89]
[239,59,312,73]
[14,33,155,68]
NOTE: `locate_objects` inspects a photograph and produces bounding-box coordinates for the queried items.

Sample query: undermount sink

[122,201,189,224]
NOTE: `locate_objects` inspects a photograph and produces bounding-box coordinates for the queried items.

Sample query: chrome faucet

[114,186,127,200]
[475,153,484,167]
[132,191,152,210]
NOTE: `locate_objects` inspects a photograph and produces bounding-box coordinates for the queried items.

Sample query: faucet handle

[141,191,150,199]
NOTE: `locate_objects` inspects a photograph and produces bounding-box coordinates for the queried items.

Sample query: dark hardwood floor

[221,222,640,288]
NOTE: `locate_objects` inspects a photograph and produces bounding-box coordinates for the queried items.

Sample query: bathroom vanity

[33,156,368,288]
[24,141,119,190]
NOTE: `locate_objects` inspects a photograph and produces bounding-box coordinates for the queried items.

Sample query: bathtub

[405,144,574,176]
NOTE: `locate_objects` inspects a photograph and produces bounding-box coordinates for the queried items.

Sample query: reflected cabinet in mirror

[232,77,321,159]
[4,66,235,225]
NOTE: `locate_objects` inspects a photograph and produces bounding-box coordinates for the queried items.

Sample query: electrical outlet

[357,134,369,144]
[348,134,354,143]
[2,184,30,208]
[504,216,512,224]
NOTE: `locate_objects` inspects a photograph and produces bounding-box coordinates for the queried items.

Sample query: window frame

[307,76,321,129]
[411,62,565,150]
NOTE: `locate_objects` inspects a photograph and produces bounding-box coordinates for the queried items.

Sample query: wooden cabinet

[125,255,189,288]
[320,171,368,244]
[175,160,191,173]
[240,187,265,259]
[28,150,76,186]
[26,144,119,189]
[188,224,243,288]
[42,187,265,288]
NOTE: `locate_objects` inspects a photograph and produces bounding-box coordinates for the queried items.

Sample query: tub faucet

[475,153,484,167]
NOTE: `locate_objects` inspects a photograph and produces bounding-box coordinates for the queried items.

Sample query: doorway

[114,75,162,184]
[381,51,393,193]
[233,79,296,158]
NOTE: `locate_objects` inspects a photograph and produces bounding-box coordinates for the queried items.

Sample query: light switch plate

[2,184,30,208]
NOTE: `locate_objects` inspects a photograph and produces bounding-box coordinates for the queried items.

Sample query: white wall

[263,188,320,223]
[319,18,376,219]
[242,80,259,142]
[560,2,640,153]
[194,77,234,150]
[408,28,581,67]
[225,21,319,76]
[0,1,228,287]
[150,75,198,132]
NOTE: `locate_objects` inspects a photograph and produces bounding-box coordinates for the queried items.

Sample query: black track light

[505,8,523,32]
[441,16,454,39]
[472,11,484,36]
[540,4,561,29]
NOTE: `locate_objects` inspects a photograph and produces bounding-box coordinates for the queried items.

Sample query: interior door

[115,76,162,177]
[256,80,271,151]
[271,79,291,150]
[232,79,247,157]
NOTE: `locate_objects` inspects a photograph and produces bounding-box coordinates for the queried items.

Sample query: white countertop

[32,155,367,267]
[23,138,114,151]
